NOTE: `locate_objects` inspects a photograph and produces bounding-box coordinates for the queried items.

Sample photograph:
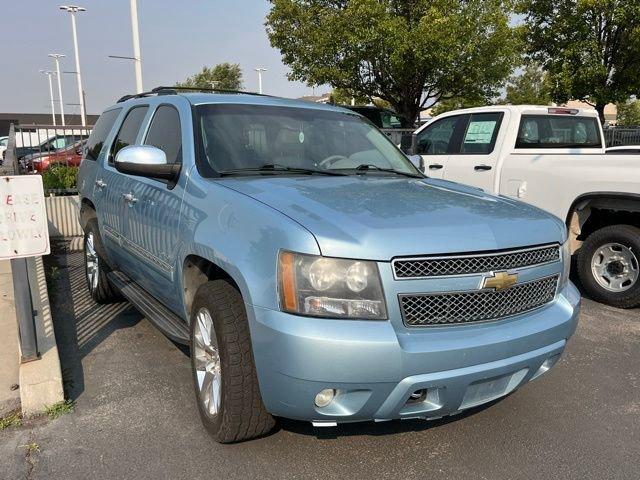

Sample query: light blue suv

[78,88,580,442]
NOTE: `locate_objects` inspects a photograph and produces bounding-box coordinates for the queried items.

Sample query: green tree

[429,94,491,117]
[176,63,243,90]
[616,99,640,126]
[329,88,369,106]
[518,0,640,123]
[266,0,519,127]
[503,63,551,105]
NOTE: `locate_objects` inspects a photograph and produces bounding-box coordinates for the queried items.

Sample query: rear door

[440,111,506,193]
[95,105,149,268]
[414,114,463,178]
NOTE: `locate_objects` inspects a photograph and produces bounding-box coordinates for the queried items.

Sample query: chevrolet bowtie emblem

[481,271,518,291]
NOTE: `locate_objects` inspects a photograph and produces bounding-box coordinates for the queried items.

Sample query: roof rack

[116,86,271,103]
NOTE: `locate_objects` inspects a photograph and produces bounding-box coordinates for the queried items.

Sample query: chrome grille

[393,245,560,279]
[400,275,559,327]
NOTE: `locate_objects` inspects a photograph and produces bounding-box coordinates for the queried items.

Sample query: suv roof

[435,104,599,118]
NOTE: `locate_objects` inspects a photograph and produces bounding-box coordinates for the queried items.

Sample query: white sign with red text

[0,176,50,259]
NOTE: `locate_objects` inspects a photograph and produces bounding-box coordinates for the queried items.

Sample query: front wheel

[577,225,640,308]
[83,218,121,304]
[190,279,275,443]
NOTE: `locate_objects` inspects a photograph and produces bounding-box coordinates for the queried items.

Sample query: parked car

[0,136,8,161]
[78,90,579,443]
[414,105,640,308]
[27,140,85,172]
[344,105,404,129]
[16,133,88,160]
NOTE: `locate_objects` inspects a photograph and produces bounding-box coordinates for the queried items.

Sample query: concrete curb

[0,261,21,417]
[18,256,64,416]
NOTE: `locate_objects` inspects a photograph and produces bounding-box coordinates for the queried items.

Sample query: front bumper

[247,282,580,423]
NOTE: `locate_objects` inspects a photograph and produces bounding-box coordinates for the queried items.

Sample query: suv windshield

[195,104,420,177]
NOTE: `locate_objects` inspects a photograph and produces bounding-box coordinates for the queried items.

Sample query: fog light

[532,354,561,380]
[314,389,335,408]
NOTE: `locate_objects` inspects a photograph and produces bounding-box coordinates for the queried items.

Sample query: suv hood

[219,176,565,260]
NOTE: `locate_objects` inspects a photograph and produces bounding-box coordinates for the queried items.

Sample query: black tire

[83,218,121,304]
[190,279,275,443]
[577,224,640,308]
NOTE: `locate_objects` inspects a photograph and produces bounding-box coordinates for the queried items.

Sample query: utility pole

[40,70,57,126]
[59,5,87,126]
[48,54,66,126]
[255,68,267,94]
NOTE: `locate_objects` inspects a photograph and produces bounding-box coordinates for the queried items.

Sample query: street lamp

[107,0,144,93]
[59,5,86,126]
[48,54,66,126]
[40,70,57,126]
[255,68,267,94]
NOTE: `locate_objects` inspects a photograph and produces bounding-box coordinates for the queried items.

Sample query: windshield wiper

[354,164,423,178]
[220,164,347,177]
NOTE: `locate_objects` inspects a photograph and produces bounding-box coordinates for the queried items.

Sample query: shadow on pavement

[44,251,141,401]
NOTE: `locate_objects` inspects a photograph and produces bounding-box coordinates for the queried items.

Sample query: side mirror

[114,145,179,181]
[407,154,424,172]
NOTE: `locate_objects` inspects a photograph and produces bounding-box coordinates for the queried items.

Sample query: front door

[415,114,463,179]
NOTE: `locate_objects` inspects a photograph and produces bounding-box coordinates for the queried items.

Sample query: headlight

[559,240,571,290]
[278,251,387,319]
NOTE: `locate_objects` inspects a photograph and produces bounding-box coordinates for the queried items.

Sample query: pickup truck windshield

[195,104,419,177]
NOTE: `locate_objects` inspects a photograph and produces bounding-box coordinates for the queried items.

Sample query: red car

[30,140,85,173]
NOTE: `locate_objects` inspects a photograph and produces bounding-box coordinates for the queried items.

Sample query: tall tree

[176,63,243,91]
[266,0,519,127]
[503,63,551,105]
[616,99,640,126]
[518,0,640,123]
[429,95,490,117]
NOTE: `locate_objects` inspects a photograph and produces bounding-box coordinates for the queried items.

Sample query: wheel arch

[565,192,640,253]
[79,197,97,231]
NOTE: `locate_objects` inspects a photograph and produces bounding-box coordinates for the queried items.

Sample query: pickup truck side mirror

[407,154,424,172]
[114,145,179,181]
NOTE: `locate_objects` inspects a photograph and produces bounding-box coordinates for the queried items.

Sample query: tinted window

[516,115,601,148]
[86,109,122,160]
[109,106,148,164]
[460,113,503,154]
[144,105,182,164]
[416,116,460,154]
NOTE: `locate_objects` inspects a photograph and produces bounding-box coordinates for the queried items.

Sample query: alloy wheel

[85,232,99,292]
[194,307,222,416]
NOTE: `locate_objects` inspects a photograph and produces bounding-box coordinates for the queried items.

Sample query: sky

[1,0,320,116]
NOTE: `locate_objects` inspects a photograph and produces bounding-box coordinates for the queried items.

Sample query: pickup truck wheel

[83,219,121,304]
[190,280,275,443]
[577,225,640,308]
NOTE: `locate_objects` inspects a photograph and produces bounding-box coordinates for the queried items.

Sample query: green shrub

[41,165,78,191]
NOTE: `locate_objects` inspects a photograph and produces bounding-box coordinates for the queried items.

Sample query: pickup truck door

[439,112,506,193]
[415,114,463,178]
[94,105,149,269]
[124,104,186,311]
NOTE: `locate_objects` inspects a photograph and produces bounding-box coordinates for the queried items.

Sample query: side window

[460,113,503,154]
[416,116,459,155]
[143,105,182,164]
[85,108,121,161]
[516,115,602,148]
[109,106,149,165]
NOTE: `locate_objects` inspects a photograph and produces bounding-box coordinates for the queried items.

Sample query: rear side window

[516,115,601,148]
[144,105,182,164]
[109,106,149,164]
[85,108,121,161]
[416,116,460,155]
[460,113,503,154]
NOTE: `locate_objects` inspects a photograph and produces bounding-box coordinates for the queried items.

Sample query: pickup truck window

[195,104,416,176]
[416,115,460,155]
[144,105,182,165]
[516,115,601,149]
[85,108,121,161]
[109,106,149,165]
[460,113,503,154]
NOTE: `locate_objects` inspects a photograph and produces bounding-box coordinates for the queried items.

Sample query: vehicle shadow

[44,250,141,401]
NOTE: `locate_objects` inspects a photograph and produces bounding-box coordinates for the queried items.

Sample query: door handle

[122,193,138,205]
[474,164,492,171]
[95,179,107,189]
[429,164,443,170]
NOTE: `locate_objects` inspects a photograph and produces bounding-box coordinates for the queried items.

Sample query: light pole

[40,70,57,126]
[255,68,267,94]
[49,54,66,126]
[59,5,86,126]
[130,0,143,93]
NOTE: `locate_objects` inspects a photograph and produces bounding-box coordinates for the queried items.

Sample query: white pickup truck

[413,105,640,308]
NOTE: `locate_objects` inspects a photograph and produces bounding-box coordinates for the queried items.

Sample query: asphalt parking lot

[1,251,639,479]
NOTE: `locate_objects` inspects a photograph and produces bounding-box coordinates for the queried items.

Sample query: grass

[44,400,74,419]
[0,411,22,431]
[21,442,40,454]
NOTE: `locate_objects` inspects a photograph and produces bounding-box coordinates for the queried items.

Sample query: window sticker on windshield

[299,131,305,143]
[464,121,496,144]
